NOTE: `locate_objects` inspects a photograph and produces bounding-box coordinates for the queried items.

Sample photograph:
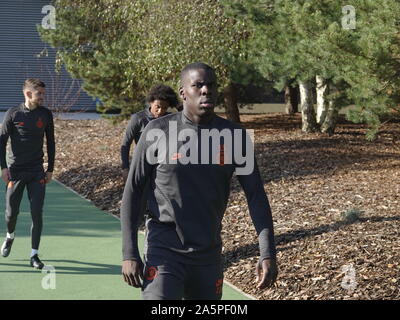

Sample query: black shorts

[142,254,224,300]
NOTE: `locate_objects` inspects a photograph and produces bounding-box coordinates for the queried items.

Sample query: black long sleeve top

[121,111,276,265]
[0,104,55,172]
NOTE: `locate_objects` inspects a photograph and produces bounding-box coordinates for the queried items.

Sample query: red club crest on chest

[36,117,44,128]
[171,152,183,161]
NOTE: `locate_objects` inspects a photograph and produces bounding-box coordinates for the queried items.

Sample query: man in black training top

[121,63,278,300]
[0,78,55,270]
[120,84,179,180]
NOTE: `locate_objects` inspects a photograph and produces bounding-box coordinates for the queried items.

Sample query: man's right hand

[1,168,10,184]
[122,259,144,288]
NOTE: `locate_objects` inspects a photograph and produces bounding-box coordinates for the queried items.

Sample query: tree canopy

[39,0,249,117]
[224,0,400,138]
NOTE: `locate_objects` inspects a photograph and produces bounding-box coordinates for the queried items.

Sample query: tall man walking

[0,78,55,269]
[121,63,278,299]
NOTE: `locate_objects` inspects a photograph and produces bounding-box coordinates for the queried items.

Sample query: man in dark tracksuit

[121,85,179,229]
[121,63,278,300]
[120,84,179,180]
[0,78,55,269]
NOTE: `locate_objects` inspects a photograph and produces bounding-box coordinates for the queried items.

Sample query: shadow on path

[0,259,121,275]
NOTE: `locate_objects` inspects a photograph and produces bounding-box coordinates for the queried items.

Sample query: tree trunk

[316,75,329,125]
[299,80,318,132]
[223,83,241,123]
[321,83,339,136]
[284,85,299,114]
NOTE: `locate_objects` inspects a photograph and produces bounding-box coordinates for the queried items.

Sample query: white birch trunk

[316,75,329,125]
[321,83,339,135]
[299,80,317,132]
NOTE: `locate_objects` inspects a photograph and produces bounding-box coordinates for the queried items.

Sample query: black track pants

[142,254,224,300]
[5,170,46,250]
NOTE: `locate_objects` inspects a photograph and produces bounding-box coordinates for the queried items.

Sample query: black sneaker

[1,237,14,257]
[30,254,44,269]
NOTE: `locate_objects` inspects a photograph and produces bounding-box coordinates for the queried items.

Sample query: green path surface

[0,181,251,300]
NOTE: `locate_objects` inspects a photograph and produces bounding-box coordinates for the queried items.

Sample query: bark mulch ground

[52,113,400,300]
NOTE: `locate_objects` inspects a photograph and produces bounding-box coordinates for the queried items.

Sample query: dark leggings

[5,170,46,250]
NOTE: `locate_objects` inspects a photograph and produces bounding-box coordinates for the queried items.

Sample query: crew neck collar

[21,103,40,112]
[181,110,216,128]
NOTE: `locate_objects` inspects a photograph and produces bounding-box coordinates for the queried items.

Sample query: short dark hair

[23,78,45,91]
[146,84,179,108]
[180,62,215,84]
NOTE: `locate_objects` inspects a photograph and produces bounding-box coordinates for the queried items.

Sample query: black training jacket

[121,107,171,170]
[121,111,276,265]
[0,104,55,172]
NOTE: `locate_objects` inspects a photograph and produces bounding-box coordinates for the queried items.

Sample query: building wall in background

[0,0,96,111]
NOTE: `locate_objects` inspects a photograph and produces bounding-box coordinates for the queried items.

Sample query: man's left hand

[45,172,53,184]
[255,258,278,289]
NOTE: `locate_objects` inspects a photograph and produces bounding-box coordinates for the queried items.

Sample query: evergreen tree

[225,0,400,138]
[39,0,250,121]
